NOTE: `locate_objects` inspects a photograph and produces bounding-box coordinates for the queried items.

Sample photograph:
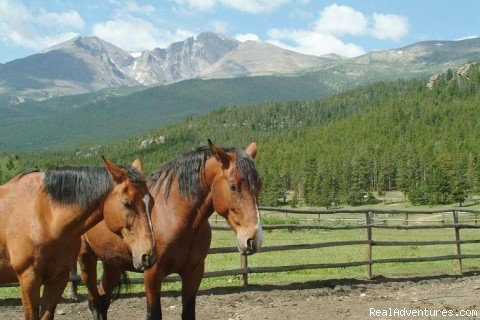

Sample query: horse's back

[0,171,44,219]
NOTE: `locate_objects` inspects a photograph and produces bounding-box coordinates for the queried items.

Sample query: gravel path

[1,274,479,319]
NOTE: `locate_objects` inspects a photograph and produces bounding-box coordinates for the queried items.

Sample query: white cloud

[172,0,295,13]
[267,4,409,58]
[268,29,365,58]
[235,33,260,42]
[172,0,216,11]
[7,31,79,51]
[0,0,83,50]
[220,0,291,13]
[314,4,368,36]
[287,8,313,20]
[112,0,156,16]
[34,9,85,30]
[93,16,194,51]
[456,35,478,41]
[210,20,229,33]
[92,0,195,51]
[125,1,155,15]
[371,13,409,41]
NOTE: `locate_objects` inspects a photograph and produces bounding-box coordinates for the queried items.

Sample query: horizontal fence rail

[2,208,480,300]
[257,206,480,214]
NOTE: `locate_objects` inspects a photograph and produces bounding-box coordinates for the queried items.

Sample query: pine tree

[346,160,367,206]
[429,152,454,204]
[303,158,318,205]
[466,153,478,195]
[376,163,388,198]
[452,175,468,206]
[317,169,332,208]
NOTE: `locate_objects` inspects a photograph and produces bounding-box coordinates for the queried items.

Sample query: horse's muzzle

[246,238,257,254]
[133,250,157,271]
[238,238,258,255]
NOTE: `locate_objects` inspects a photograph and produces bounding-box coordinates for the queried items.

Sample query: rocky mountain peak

[196,31,239,43]
[124,31,241,85]
[2,33,478,103]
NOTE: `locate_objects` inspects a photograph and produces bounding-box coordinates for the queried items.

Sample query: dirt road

[1,274,479,319]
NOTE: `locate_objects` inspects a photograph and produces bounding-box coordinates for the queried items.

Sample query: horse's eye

[122,200,132,209]
[230,184,237,192]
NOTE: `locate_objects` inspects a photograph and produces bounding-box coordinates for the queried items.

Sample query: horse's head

[208,140,262,255]
[102,157,156,271]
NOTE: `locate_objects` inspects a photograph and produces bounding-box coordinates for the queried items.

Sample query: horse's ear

[245,140,257,159]
[208,139,230,168]
[131,158,143,173]
[102,156,126,184]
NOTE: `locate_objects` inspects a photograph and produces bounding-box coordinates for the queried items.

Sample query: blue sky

[0,0,478,63]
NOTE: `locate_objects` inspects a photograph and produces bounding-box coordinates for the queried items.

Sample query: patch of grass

[1,223,479,300]
[261,216,300,225]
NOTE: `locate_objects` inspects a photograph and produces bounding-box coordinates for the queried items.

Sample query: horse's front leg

[144,265,163,320]
[39,269,71,320]
[79,237,104,320]
[97,262,122,319]
[180,261,205,320]
[18,269,42,320]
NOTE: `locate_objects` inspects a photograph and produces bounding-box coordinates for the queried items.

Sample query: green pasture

[1,209,479,300]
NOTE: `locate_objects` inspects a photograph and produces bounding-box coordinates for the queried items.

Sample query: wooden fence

[202,207,480,285]
[3,207,480,299]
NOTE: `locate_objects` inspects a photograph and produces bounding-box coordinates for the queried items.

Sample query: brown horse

[0,157,156,320]
[79,140,262,319]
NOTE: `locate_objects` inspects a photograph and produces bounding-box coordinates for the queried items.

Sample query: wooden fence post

[241,254,248,286]
[66,263,79,300]
[365,211,373,280]
[405,213,409,226]
[452,210,463,275]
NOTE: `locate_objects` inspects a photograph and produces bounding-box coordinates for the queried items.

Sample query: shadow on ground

[2,271,477,308]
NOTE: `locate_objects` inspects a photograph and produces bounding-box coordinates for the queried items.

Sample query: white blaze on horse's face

[143,195,153,231]
[143,194,155,242]
[255,204,263,249]
[234,196,263,255]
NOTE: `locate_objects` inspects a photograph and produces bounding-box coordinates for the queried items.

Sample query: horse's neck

[191,193,215,230]
[160,158,219,233]
[164,185,215,233]
[81,207,104,233]
[48,203,103,240]
[189,158,220,230]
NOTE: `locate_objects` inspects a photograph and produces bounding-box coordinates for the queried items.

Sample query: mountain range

[0,32,338,103]
[4,32,478,105]
[0,32,480,152]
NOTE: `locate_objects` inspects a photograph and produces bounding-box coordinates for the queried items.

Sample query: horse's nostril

[141,253,150,266]
[246,238,256,251]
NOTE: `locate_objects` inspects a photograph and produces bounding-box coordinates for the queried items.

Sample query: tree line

[3,63,480,208]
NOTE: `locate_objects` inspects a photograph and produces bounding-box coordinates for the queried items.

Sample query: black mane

[148,146,260,203]
[42,165,146,210]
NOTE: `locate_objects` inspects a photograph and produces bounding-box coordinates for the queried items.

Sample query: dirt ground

[1,274,480,319]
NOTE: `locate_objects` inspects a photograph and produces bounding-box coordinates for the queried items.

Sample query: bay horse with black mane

[0,157,156,320]
[79,140,262,319]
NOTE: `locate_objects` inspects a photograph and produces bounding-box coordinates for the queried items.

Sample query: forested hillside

[0,74,334,151]
[3,37,480,152]
[3,64,480,207]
